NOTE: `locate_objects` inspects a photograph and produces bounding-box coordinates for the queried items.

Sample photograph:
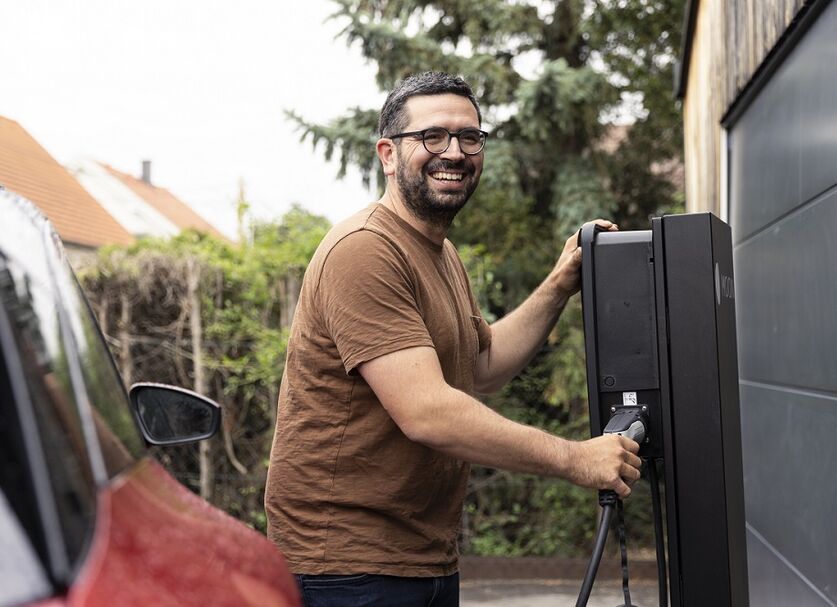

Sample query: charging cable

[575,407,647,607]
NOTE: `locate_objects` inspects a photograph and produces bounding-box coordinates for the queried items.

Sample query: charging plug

[598,406,648,508]
[603,406,647,444]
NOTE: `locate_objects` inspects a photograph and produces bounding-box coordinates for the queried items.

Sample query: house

[0,116,134,265]
[94,161,228,241]
[678,1,835,604]
[68,158,181,240]
[0,115,230,268]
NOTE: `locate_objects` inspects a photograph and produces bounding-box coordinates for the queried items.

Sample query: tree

[289,0,685,555]
[292,0,684,303]
[82,206,331,531]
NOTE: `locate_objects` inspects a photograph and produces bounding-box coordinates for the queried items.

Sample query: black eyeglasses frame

[388,127,489,155]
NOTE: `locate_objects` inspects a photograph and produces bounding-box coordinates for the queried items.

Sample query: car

[0,188,300,607]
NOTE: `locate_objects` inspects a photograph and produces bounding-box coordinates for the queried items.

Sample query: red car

[0,188,300,607]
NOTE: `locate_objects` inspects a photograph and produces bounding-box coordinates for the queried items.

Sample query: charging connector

[603,406,647,444]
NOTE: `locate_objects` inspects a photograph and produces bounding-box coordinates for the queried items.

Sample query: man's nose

[439,136,466,161]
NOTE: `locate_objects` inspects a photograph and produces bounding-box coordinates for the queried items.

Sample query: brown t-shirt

[265,203,492,577]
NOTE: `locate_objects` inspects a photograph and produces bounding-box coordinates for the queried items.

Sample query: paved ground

[460,579,660,606]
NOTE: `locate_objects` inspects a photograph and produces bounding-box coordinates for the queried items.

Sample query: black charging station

[579,213,749,606]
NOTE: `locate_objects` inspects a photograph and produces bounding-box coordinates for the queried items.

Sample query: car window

[50,256,145,477]
[0,253,96,580]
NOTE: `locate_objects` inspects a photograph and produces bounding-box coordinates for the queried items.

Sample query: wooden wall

[683,0,806,215]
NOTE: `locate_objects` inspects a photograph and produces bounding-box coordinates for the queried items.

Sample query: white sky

[0,1,385,239]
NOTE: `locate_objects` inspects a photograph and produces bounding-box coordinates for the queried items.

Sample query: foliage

[288,0,685,556]
[80,206,330,531]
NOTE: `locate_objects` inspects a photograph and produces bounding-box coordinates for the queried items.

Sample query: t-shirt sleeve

[315,230,435,374]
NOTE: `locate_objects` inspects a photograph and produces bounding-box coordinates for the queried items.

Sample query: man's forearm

[474,220,616,394]
[404,382,577,477]
[476,272,572,393]
[361,344,641,497]
[402,383,640,497]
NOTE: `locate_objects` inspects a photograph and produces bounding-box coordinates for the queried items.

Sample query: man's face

[392,94,484,225]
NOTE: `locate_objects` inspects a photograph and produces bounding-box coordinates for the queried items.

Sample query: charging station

[579,213,749,606]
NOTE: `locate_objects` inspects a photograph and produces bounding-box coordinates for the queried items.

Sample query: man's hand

[565,435,642,499]
[552,219,618,295]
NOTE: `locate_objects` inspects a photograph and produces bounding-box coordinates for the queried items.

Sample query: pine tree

[291,0,684,309]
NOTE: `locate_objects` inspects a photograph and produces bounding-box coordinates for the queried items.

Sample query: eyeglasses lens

[423,128,449,153]
[423,128,484,154]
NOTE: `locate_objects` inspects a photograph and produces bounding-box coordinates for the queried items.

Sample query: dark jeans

[295,572,459,607]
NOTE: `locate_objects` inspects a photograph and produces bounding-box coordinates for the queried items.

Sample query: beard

[396,157,479,228]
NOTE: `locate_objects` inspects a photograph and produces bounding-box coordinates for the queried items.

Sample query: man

[265,71,641,606]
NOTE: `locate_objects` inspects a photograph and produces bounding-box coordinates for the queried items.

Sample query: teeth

[430,172,463,181]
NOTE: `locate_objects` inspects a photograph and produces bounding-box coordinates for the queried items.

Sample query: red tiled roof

[102,164,228,241]
[0,116,134,248]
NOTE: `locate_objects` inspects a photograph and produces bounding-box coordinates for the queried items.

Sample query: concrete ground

[461,578,660,606]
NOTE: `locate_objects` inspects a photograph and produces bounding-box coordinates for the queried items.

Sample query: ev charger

[579,213,749,606]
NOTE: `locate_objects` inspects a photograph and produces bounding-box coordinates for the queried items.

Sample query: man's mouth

[429,171,465,182]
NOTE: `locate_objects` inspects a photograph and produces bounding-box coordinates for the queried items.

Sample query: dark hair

[378,71,481,137]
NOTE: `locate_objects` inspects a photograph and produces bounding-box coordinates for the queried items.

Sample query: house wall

[65,243,99,271]
[683,0,805,215]
[69,159,180,239]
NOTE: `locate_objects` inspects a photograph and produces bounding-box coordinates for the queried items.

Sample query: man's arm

[473,219,617,394]
[359,345,641,498]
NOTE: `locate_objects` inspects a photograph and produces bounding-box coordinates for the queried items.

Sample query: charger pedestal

[580,213,749,606]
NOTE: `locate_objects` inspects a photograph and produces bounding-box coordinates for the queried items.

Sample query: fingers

[614,480,632,499]
[621,461,642,485]
[573,434,643,497]
[566,218,619,252]
[620,435,641,454]
[609,461,640,499]
[585,218,619,232]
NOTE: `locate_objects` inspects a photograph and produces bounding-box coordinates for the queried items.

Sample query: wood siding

[683,0,806,215]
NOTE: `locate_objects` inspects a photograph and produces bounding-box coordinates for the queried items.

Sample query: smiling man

[265,72,642,607]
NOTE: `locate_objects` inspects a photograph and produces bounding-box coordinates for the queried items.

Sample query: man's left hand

[552,219,618,295]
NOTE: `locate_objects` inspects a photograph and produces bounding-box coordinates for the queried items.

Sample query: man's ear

[376,138,397,177]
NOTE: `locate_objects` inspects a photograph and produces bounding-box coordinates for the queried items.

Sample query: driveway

[461,579,660,606]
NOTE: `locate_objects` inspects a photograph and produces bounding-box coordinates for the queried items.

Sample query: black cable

[648,458,668,607]
[616,499,633,606]
[575,500,615,607]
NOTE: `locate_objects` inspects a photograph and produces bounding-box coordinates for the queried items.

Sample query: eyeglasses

[388,126,488,155]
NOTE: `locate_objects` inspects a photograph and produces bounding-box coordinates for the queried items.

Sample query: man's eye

[460,131,481,145]
[424,129,447,145]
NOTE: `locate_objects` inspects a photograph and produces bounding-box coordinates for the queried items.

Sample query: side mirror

[129,382,221,446]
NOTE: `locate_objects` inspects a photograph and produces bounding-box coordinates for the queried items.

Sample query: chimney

[141,160,152,184]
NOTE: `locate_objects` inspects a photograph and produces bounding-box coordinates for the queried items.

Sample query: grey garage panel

[734,189,837,391]
[729,61,800,243]
[797,5,837,206]
[731,0,837,245]
[739,382,837,601]
[747,526,833,607]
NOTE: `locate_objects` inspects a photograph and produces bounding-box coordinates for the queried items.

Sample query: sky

[0,1,385,239]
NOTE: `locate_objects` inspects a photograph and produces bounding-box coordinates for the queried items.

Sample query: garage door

[728,2,837,604]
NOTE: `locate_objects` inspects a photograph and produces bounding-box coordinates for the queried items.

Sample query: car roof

[0,187,68,297]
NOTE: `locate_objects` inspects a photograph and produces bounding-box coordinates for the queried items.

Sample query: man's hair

[378,71,482,137]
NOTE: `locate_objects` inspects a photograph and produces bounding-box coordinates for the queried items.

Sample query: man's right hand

[566,435,642,499]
